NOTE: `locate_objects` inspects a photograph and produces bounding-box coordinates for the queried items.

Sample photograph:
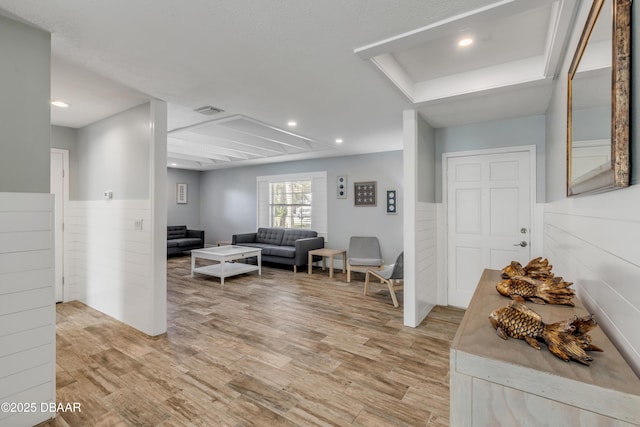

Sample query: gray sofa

[167,225,205,255]
[232,227,324,272]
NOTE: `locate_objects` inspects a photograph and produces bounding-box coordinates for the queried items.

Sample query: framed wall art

[354,181,376,206]
[337,175,347,199]
[386,189,397,214]
[176,183,188,204]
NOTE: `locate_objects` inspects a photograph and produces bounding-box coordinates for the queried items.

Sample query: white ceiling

[50,56,150,128]
[355,0,578,127]
[0,0,579,170]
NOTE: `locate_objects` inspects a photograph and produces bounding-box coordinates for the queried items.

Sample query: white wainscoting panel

[0,192,55,426]
[436,203,447,305]
[544,185,640,376]
[415,202,437,323]
[65,200,164,335]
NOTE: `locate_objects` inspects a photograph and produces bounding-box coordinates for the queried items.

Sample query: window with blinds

[269,180,312,229]
[257,171,328,240]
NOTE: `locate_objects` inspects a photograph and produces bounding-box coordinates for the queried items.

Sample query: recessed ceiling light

[335,138,343,144]
[458,38,473,47]
[51,101,69,108]
[287,121,297,127]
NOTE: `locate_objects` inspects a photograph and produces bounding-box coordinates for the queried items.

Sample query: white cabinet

[450,269,640,426]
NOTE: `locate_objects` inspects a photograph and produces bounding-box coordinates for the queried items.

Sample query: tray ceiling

[168,115,334,170]
[355,0,579,127]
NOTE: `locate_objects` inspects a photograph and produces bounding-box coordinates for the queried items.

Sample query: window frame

[268,180,313,229]
[257,171,327,240]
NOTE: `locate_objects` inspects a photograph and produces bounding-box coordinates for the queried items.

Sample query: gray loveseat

[232,227,324,272]
[167,225,205,255]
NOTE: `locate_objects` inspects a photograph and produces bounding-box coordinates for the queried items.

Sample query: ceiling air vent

[194,105,224,115]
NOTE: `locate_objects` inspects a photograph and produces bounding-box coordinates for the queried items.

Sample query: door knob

[513,241,528,247]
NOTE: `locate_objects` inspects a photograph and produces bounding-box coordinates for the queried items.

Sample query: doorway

[51,148,69,302]
[443,146,535,308]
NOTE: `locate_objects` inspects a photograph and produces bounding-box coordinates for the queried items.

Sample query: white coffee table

[191,245,261,285]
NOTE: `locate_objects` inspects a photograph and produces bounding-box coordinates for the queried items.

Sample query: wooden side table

[308,248,346,279]
[450,269,640,426]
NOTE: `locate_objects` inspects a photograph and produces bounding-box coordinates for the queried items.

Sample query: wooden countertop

[451,269,640,397]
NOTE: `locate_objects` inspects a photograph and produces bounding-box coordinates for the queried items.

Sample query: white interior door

[51,149,68,303]
[446,149,532,308]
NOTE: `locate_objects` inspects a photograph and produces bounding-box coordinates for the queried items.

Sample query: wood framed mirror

[567,0,631,196]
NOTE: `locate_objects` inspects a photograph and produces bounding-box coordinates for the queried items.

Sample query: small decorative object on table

[502,257,554,280]
[496,276,575,306]
[498,257,575,306]
[489,297,602,365]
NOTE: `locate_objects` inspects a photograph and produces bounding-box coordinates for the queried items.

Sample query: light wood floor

[42,255,464,426]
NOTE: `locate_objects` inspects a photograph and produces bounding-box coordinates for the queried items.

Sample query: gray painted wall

[435,115,546,202]
[51,125,77,153]
[546,72,569,202]
[167,168,201,229]
[75,103,150,200]
[0,15,50,193]
[572,106,610,141]
[417,114,436,203]
[199,151,403,264]
[51,125,79,199]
